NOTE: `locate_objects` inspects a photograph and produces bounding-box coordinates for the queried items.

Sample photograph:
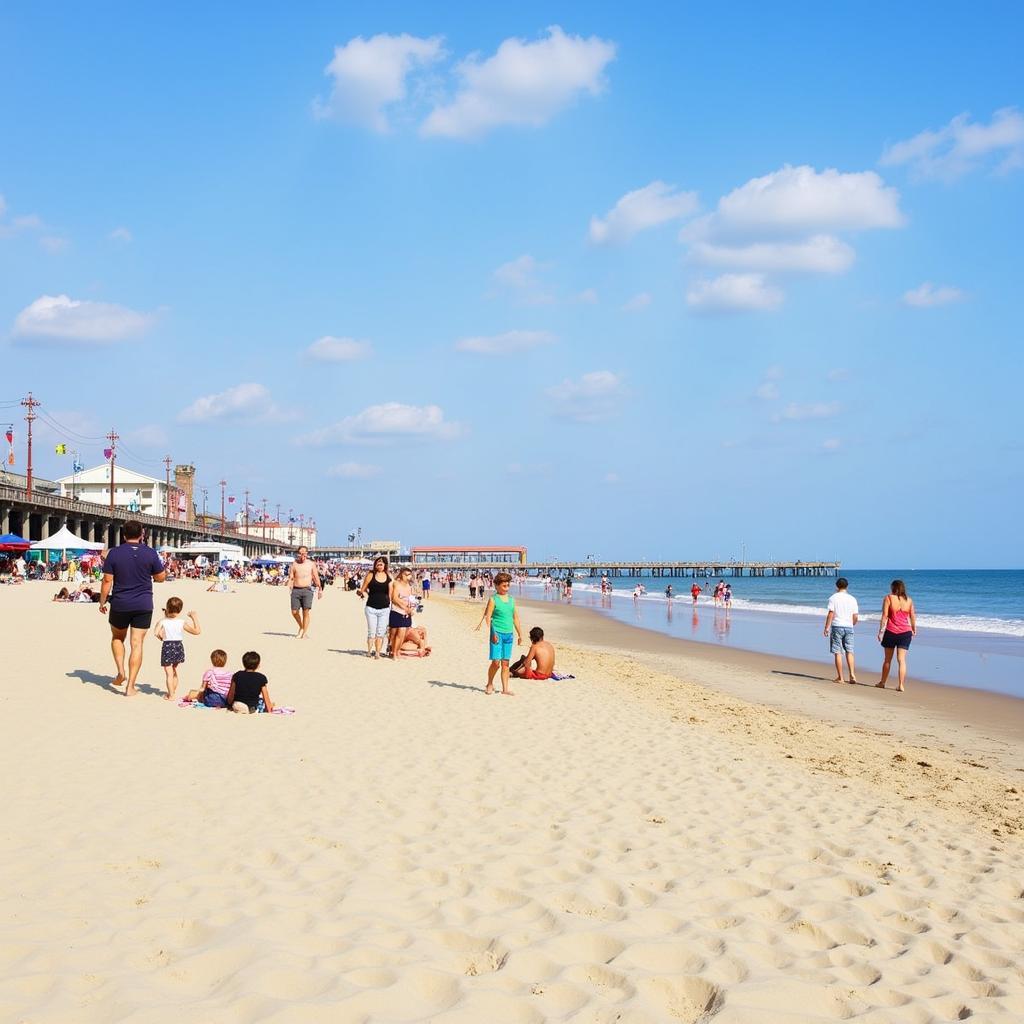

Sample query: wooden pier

[403,560,841,578]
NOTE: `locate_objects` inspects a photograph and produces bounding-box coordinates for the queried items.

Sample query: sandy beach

[3,579,1023,1023]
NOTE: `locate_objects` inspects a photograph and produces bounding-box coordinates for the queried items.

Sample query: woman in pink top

[876,579,916,692]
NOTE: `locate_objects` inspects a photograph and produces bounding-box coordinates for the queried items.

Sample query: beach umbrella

[0,533,31,552]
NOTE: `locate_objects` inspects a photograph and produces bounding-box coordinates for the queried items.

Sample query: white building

[231,514,317,547]
[55,463,181,518]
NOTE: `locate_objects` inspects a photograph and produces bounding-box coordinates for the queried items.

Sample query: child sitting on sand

[185,649,232,708]
[511,626,556,680]
[226,650,275,714]
[154,597,201,700]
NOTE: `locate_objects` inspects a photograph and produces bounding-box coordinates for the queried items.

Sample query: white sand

[2,579,1023,1023]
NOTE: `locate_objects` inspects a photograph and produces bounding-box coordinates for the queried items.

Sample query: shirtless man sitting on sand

[287,546,322,639]
[511,626,556,680]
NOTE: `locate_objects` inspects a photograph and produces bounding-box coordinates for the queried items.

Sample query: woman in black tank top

[357,557,392,658]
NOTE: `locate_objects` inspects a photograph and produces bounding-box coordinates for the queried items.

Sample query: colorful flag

[103,448,113,459]
[72,459,83,473]
[228,496,235,504]
[55,443,67,455]
[4,429,12,445]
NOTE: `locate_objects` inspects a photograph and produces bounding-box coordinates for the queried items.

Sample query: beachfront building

[233,516,318,547]
[55,463,184,519]
[410,546,527,565]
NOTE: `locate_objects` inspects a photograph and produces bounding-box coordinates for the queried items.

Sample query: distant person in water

[876,579,916,692]
[823,577,859,684]
[691,582,701,605]
[665,584,673,601]
[512,626,556,680]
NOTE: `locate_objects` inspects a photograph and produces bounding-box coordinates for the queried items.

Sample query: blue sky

[1,2,1021,566]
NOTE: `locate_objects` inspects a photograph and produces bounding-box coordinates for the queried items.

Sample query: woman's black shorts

[881,630,912,650]
[389,610,412,629]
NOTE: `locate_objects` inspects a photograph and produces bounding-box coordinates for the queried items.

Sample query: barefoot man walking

[287,546,322,639]
[98,520,167,696]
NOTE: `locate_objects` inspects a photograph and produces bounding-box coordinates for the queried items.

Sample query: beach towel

[550,672,575,681]
[177,700,297,714]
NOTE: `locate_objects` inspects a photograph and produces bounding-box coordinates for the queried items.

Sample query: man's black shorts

[109,608,153,630]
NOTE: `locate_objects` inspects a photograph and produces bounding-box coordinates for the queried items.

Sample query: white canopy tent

[30,525,105,553]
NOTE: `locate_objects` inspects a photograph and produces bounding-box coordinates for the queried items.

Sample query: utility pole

[20,392,40,501]
[244,488,250,535]
[261,497,267,540]
[219,479,227,537]
[106,428,119,512]
[275,503,281,538]
[163,455,173,522]
[201,487,208,532]
[288,508,294,546]
[299,513,305,547]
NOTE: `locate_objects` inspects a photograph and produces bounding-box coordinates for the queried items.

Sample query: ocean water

[517,570,1024,698]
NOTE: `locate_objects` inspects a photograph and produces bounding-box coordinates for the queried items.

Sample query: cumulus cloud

[691,234,855,274]
[39,236,69,254]
[773,401,841,422]
[314,33,445,131]
[621,292,652,312]
[455,329,555,354]
[902,282,967,307]
[178,383,291,423]
[687,273,783,314]
[546,370,624,422]
[327,462,383,479]
[589,181,698,244]
[880,107,1024,180]
[754,366,784,401]
[0,196,45,238]
[821,438,842,451]
[572,287,598,304]
[421,26,615,139]
[305,335,372,361]
[13,294,157,344]
[109,226,133,243]
[490,254,555,305]
[295,403,462,446]
[686,165,904,242]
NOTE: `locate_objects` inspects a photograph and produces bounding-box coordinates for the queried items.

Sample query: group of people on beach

[824,576,917,691]
[90,522,557,704]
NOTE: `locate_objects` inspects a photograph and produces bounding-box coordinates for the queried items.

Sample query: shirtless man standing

[511,626,556,680]
[287,546,322,638]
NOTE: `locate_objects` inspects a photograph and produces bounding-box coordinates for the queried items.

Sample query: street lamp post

[219,479,226,537]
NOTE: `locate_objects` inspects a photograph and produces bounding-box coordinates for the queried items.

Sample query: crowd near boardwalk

[14,522,922,703]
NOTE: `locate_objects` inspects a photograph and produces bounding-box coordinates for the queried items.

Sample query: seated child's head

[242,651,261,671]
[529,627,544,643]
[210,649,227,667]
[165,596,184,616]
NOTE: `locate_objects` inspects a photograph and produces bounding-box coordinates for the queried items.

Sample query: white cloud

[880,107,1024,180]
[13,294,157,344]
[327,462,383,479]
[604,471,620,484]
[826,367,850,381]
[621,292,652,312]
[0,202,45,239]
[589,181,698,244]
[314,33,445,131]
[774,401,841,422]
[821,438,842,451]
[421,26,615,139]
[572,287,598,304]
[902,282,967,308]
[686,165,904,242]
[39,236,69,254]
[691,234,855,274]
[178,383,288,424]
[109,227,133,243]
[491,254,555,305]
[455,329,555,354]
[546,370,624,422]
[295,402,462,446]
[754,368,783,401]
[687,273,783,314]
[305,335,372,361]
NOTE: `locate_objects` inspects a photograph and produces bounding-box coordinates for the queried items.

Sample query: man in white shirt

[823,577,859,684]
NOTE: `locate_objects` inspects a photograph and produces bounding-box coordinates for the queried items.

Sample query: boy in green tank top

[474,571,523,695]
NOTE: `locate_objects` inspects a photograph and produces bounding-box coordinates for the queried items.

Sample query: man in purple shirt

[99,520,167,696]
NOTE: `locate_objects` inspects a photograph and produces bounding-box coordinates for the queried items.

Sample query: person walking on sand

[98,520,167,696]
[287,546,322,639]
[876,579,916,692]
[823,577,859,684]
[154,597,201,700]
[356,556,392,659]
[474,571,523,695]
